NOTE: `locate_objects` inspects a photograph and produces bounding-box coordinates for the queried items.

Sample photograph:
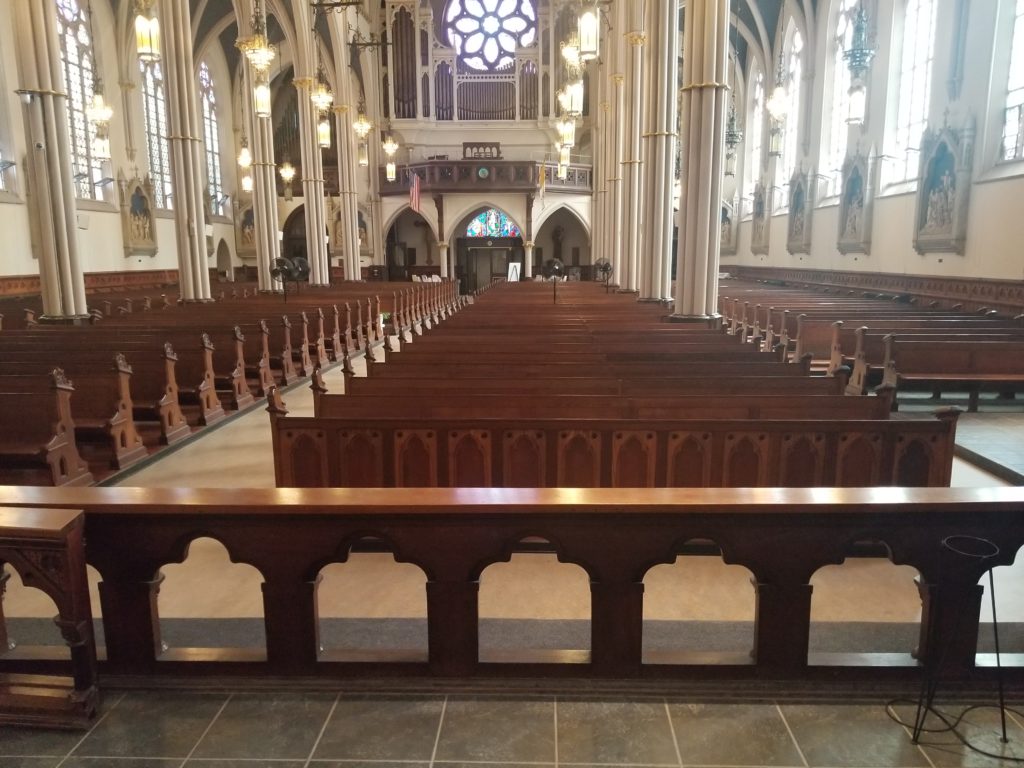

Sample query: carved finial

[202,332,212,348]
[51,368,71,387]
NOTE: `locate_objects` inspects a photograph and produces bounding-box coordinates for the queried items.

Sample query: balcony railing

[379,161,592,196]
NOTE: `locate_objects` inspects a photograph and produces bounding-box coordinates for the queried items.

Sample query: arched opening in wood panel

[0,563,103,659]
[808,543,921,666]
[316,540,428,663]
[976,542,1024,666]
[157,537,266,660]
[478,547,590,664]
[641,541,756,665]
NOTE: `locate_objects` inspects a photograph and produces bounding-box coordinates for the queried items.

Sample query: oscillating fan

[594,259,612,292]
[542,258,564,304]
[270,257,310,303]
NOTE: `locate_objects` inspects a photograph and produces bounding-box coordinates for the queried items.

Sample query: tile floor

[4,691,1024,768]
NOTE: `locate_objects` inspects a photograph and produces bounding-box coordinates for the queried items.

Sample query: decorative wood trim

[0,270,180,298]
[731,266,1024,316]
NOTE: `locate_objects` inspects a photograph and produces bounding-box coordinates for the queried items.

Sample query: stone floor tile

[435,697,555,763]
[311,695,444,761]
[71,692,227,759]
[556,700,678,766]
[780,703,930,767]
[189,693,336,761]
[668,703,803,766]
[889,702,1024,767]
[0,727,83,758]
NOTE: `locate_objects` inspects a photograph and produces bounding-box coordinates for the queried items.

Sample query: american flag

[409,171,421,213]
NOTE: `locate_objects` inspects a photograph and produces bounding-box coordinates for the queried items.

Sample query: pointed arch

[534,202,591,239]
[445,200,526,242]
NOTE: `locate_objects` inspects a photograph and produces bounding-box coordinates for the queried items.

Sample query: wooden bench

[0,372,93,486]
[881,335,1024,411]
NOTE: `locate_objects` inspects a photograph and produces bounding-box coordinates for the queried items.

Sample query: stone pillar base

[616,288,640,295]
[38,315,93,326]
[667,313,723,328]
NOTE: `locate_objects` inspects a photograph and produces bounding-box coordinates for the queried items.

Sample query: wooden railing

[1,485,1023,683]
[378,161,592,196]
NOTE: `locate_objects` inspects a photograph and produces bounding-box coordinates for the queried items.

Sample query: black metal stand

[911,535,1008,745]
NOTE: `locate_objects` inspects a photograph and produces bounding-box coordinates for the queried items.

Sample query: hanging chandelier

[723,97,743,176]
[843,4,876,125]
[352,111,372,139]
[86,78,114,160]
[237,136,253,169]
[310,60,334,112]
[238,0,276,73]
[766,51,788,120]
[318,115,332,148]
[557,118,576,148]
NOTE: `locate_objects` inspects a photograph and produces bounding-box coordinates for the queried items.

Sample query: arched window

[823,0,859,197]
[56,0,102,200]
[445,0,537,72]
[140,60,172,209]
[1002,0,1024,161]
[744,62,765,211]
[198,62,224,216]
[777,26,804,198]
[886,0,938,185]
[466,208,521,237]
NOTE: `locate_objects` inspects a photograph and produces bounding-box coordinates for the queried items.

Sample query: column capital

[332,104,350,114]
[611,74,625,84]
[601,101,611,112]
[625,31,646,46]
[292,77,314,89]
[436,241,449,251]
[523,241,535,249]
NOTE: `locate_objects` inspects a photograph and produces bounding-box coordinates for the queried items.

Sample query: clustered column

[159,0,212,301]
[245,63,282,292]
[638,0,679,302]
[333,104,361,282]
[673,0,730,320]
[619,4,645,294]
[293,78,329,285]
[13,0,88,319]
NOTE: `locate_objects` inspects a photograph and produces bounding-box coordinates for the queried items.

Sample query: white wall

[726,0,1024,283]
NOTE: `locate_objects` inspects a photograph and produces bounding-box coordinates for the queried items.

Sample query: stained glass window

[823,0,858,198]
[141,59,172,209]
[886,0,937,185]
[465,208,521,237]
[777,26,804,199]
[198,62,224,215]
[745,62,764,208]
[56,0,102,200]
[1002,0,1024,161]
[445,0,537,72]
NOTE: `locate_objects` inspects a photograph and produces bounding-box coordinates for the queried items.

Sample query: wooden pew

[0,371,93,486]
[881,335,1024,411]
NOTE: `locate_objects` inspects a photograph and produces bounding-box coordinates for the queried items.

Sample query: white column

[159,0,212,301]
[437,242,449,278]
[245,62,282,292]
[673,0,730,320]
[609,73,625,287]
[639,0,679,302]
[293,78,328,285]
[13,0,89,319]
[524,241,534,279]
[620,19,645,293]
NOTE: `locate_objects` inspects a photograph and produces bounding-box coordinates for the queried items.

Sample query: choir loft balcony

[378,160,592,196]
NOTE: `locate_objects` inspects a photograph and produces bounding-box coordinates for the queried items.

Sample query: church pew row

[0,373,93,486]
[881,336,1024,411]
[3,486,1024,681]
[309,378,896,420]
[268,407,959,489]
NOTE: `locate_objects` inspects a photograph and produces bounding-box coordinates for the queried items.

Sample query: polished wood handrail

[1,486,1022,683]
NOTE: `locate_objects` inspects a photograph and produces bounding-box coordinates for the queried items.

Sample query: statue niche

[236,204,256,256]
[786,169,813,255]
[837,149,876,255]
[913,117,974,255]
[750,181,770,255]
[118,173,157,258]
[720,200,738,256]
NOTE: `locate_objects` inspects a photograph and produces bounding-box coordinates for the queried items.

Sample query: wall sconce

[134,0,161,62]
[724,97,743,176]
[578,0,600,62]
[238,136,252,169]
[279,158,296,201]
[317,115,331,148]
[253,72,272,118]
[768,120,783,157]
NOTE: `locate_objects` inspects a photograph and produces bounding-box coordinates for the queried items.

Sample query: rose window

[445,0,537,71]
